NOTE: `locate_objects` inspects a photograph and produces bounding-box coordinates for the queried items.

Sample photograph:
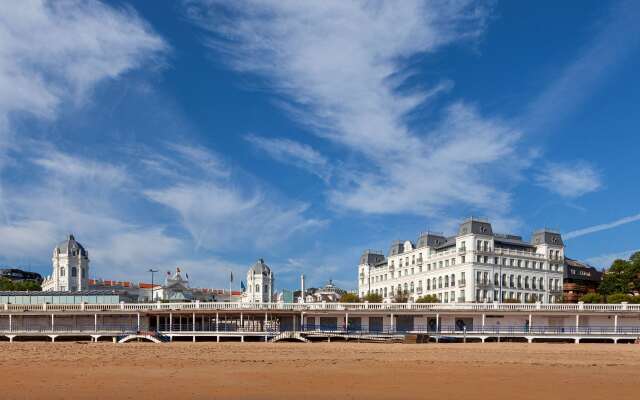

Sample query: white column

[528,314,532,333]
[435,313,439,333]
[345,312,349,332]
[51,314,55,332]
[614,314,618,333]
[264,312,268,332]
[575,314,579,332]
[169,312,173,333]
[390,313,394,332]
[216,312,219,332]
[240,312,243,331]
[481,313,485,331]
[156,315,160,331]
[192,312,196,332]
[9,314,12,332]
[94,314,97,332]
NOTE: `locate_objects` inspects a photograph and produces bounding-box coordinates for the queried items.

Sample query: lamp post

[148,269,158,302]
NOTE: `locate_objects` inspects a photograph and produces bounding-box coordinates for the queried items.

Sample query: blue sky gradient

[1,0,639,291]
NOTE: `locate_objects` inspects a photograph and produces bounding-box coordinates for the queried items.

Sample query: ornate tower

[42,234,90,292]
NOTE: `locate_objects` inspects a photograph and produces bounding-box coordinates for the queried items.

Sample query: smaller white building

[242,259,274,303]
[42,234,90,292]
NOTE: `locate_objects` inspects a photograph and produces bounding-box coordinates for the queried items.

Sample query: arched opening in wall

[54,335,94,342]
[12,336,51,342]
[580,338,616,344]
[530,338,575,344]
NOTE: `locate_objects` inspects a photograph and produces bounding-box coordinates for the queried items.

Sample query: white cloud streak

[188,1,527,217]
[564,213,640,240]
[585,249,640,269]
[535,162,601,198]
[245,134,330,181]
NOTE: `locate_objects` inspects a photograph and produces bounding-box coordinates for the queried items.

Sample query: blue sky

[1,0,639,291]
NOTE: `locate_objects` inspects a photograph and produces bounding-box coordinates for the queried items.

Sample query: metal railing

[1,302,640,313]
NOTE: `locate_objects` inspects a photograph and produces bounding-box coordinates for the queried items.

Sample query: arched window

[255,284,260,292]
[494,273,499,285]
[444,276,449,287]
[524,276,530,289]
[427,280,431,290]
[438,277,442,288]
[403,283,408,293]
[60,267,65,277]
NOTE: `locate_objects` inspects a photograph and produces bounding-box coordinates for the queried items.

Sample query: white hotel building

[359,219,565,303]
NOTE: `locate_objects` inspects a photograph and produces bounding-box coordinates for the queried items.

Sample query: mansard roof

[55,234,87,256]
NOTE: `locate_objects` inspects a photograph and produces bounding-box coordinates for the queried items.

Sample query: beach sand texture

[1,342,639,399]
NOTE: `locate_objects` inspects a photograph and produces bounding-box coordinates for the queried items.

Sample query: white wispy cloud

[245,134,330,181]
[523,0,640,134]
[564,213,640,240]
[0,0,167,126]
[188,1,528,217]
[535,162,601,198]
[585,249,640,269]
[144,144,327,251]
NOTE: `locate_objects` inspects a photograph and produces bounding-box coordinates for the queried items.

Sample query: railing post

[3,304,7,311]
[195,300,200,309]
[80,302,85,311]
[614,314,618,334]
[535,301,541,310]
[157,301,161,310]
[43,303,47,311]
[578,301,584,311]
[622,302,628,311]
[120,301,125,310]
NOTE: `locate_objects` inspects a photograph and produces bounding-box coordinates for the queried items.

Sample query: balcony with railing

[475,280,492,289]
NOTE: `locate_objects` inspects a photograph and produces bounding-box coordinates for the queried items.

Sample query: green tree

[606,293,634,303]
[415,294,439,303]
[579,292,604,303]
[393,291,409,303]
[599,252,640,295]
[340,292,360,303]
[0,278,42,291]
[363,292,383,303]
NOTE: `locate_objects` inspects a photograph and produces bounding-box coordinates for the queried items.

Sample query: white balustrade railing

[0,301,639,313]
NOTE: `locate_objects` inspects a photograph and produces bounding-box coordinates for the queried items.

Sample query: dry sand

[1,342,639,399]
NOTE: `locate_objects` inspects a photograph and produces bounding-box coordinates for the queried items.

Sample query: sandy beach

[1,342,639,399]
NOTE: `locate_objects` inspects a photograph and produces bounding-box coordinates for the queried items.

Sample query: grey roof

[434,237,457,250]
[494,234,535,249]
[360,250,385,266]
[531,229,563,246]
[250,258,271,275]
[55,234,87,256]
[416,232,447,248]
[388,241,404,256]
[458,218,493,236]
[564,257,602,281]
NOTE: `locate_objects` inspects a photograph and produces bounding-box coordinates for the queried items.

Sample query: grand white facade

[42,234,90,292]
[359,219,565,303]
[243,259,274,303]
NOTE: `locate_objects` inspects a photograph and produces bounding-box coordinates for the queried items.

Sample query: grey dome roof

[250,258,270,275]
[55,234,87,256]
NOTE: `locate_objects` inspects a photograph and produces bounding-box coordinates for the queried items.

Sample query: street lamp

[148,268,158,302]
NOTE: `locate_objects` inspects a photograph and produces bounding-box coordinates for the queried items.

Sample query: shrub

[340,293,360,303]
[363,292,383,303]
[415,295,439,303]
[579,293,604,303]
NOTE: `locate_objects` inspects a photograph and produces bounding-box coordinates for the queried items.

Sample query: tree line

[580,251,640,304]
